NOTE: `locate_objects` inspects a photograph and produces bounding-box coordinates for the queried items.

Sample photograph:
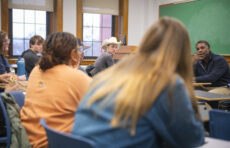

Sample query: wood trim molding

[122,0,128,45]
[56,0,63,32]
[1,0,9,33]
[49,0,63,33]
[77,0,83,39]
[119,0,128,45]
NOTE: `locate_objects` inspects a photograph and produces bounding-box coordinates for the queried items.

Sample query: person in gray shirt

[90,37,121,76]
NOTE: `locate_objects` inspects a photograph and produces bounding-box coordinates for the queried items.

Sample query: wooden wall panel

[119,0,128,44]
[56,0,63,32]
[50,0,63,33]
[77,0,83,39]
[1,0,9,33]
[122,0,128,44]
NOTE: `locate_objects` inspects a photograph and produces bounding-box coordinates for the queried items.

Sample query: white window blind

[8,0,53,12]
[83,0,119,15]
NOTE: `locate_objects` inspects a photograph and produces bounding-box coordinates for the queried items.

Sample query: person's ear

[70,49,80,68]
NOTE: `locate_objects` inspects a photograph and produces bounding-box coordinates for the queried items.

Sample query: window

[83,13,113,57]
[11,9,47,56]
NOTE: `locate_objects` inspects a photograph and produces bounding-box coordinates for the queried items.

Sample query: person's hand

[192,53,200,64]
[4,83,20,92]
[0,73,13,83]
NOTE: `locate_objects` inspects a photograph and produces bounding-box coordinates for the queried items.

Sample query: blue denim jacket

[72,77,204,148]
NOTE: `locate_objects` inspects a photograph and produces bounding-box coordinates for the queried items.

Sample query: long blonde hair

[87,17,198,135]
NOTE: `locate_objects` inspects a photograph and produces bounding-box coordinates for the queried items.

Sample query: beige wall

[128,0,186,46]
[63,0,77,36]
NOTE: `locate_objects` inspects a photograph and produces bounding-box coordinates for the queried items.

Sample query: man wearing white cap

[90,37,121,76]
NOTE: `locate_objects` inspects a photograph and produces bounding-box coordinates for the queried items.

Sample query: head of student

[87,17,197,134]
[0,31,10,55]
[195,40,210,60]
[102,37,121,55]
[39,32,80,71]
[29,35,44,53]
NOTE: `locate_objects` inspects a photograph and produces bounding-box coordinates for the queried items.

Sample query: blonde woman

[90,37,121,76]
[72,17,204,147]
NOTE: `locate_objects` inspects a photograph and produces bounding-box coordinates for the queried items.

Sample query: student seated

[193,40,230,95]
[71,17,204,148]
[21,35,44,77]
[90,37,121,76]
[20,32,91,148]
[0,31,10,75]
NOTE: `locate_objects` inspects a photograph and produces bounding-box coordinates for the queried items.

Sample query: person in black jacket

[193,40,230,95]
[21,35,44,77]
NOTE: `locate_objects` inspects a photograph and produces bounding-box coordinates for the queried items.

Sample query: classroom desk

[198,137,230,148]
[195,90,230,101]
[193,82,212,87]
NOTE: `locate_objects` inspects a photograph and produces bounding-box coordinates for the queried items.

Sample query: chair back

[209,109,230,140]
[0,96,11,148]
[40,118,95,148]
[9,91,25,109]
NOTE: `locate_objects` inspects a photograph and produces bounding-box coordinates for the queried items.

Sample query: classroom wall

[63,0,77,36]
[128,0,184,46]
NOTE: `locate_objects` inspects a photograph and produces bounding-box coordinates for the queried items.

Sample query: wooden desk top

[193,82,212,86]
[195,90,230,101]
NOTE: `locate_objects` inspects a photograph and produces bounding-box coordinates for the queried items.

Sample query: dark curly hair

[0,31,7,55]
[39,32,78,71]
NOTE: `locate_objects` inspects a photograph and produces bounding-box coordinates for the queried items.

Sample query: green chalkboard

[160,0,230,54]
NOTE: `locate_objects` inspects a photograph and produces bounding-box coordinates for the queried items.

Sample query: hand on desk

[0,73,27,92]
[0,73,14,83]
[5,83,20,92]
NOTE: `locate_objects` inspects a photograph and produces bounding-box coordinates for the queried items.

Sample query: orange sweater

[20,65,91,148]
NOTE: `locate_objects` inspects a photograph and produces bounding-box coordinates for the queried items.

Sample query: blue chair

[9,91,25,109]
[40,118,95,148]
[209,109,230,141]
[0,97,11,148]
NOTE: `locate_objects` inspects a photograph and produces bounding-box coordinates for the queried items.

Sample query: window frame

[82,13,115,59]
[9,9,50,58]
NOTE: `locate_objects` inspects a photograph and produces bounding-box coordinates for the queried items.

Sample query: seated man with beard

[193,40,230,96]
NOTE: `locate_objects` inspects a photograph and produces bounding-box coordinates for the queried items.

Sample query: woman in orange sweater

[20,32,91,148]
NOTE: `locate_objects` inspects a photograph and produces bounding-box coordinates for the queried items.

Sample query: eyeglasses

[77,46,84,53]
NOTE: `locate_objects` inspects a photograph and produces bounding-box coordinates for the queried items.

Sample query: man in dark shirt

[21,35,44,77]
[193,40,230,95]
